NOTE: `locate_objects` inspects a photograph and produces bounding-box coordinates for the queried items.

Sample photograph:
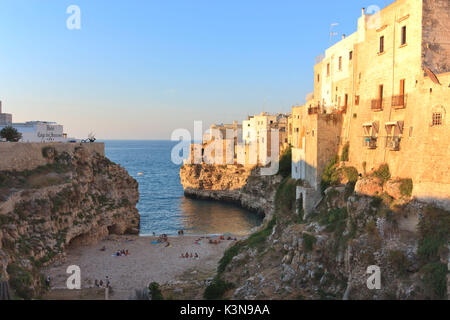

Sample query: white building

[0,101,67,142]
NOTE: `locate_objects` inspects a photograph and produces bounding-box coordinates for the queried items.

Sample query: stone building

[0,101,12,126]
[243,112,290,166]
[292,0,450,213]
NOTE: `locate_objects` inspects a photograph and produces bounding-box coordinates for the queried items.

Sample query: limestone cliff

[0,145,139,299]
[214,178,449,300]
[184,161,449,300]
[180,164,282,217]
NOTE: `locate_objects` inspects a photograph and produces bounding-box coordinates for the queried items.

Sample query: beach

[43,234,239,300]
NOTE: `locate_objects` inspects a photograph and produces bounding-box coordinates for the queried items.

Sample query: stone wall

[0,143,104,172]
[422,0,450,74]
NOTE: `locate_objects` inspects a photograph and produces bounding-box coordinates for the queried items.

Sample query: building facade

[293,0,450,213]
[0,102,67,143]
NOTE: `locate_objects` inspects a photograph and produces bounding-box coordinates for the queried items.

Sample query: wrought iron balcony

[386,136,401,151]
[391,95,405,108]
[371,99,383,111]
[363,137,377,149]
[308,106,320,115]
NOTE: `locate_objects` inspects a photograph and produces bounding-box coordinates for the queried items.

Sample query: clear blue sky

[0,0,394,140]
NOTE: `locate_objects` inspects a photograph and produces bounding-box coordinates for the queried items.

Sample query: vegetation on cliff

[207,162,448,300]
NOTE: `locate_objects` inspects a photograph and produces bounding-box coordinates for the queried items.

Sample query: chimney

[362,8,365,16]
[342,34,346,40]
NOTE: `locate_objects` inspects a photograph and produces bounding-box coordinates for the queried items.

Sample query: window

[432,113,442,126]
[344,94,348,107]
[327,63,330,76]
[349,51,353,60]
[379,36,385,53]
[317,74,320,82]
[339,56,342,70]
[400,79,405,96]
[355,95,360,106]
[378,84,384,100]
[401,26,407,45]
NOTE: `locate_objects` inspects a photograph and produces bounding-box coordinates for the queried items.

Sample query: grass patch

[6,264,34,300]
[372,164,391,183]
[399,178,413,197]
[420,262,448,299]
[217,217,276,275]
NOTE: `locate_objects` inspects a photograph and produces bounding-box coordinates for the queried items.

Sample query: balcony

[371,99,383,111]
[386,136,401,151]
[391,95,405,109]
[308,106,320,115]
[363,137,377,149]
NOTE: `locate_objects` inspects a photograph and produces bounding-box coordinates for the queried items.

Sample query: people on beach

[178,230,184,236]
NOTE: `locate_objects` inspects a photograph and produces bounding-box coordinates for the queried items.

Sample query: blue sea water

[103,140,262,236]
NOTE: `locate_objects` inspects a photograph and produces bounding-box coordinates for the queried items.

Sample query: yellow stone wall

[292,0,450,207]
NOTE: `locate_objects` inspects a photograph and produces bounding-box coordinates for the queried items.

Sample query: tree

[0,126,22,142]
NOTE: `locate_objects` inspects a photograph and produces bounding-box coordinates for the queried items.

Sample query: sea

[103,140,262,236]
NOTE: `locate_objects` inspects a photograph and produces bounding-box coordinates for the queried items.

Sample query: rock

[355,176,384,197]
[384,179,411,200]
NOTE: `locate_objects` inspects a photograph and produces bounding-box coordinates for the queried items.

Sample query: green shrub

[41,146,56,159]
[421,262,448,299]
[302,233,317,252]
[340,143,349,162]
[218,242,244,275]
[388,250,408,276]
[6,264,34,300]
[343,167,358,184]
[275,178,297,212]
[203,278,234,300]
[399,179,413,197]
[373,164,391,183]
[148,282,163,300]
[417,206,450,264]
[320,155,340,193]
[246,217,276,249]
[278,147,292,178]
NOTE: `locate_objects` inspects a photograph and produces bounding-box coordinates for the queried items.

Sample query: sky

[0,0,395,140]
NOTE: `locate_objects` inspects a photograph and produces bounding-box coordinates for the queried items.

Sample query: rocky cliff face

[180,164,282,217]
[216,177,449,300]
[0,145,139,299]
[183,161,449,300]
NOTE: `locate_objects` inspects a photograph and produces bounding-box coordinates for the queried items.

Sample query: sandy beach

[43,234,239,300]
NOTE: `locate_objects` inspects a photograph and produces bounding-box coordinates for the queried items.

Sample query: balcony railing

[371,99,383,111]
[386,136,401,151]
[363,137,377,149]
[391,95,405,108]
[308,106,320,115]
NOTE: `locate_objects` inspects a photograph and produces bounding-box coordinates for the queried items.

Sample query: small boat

[137,172,144,176]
